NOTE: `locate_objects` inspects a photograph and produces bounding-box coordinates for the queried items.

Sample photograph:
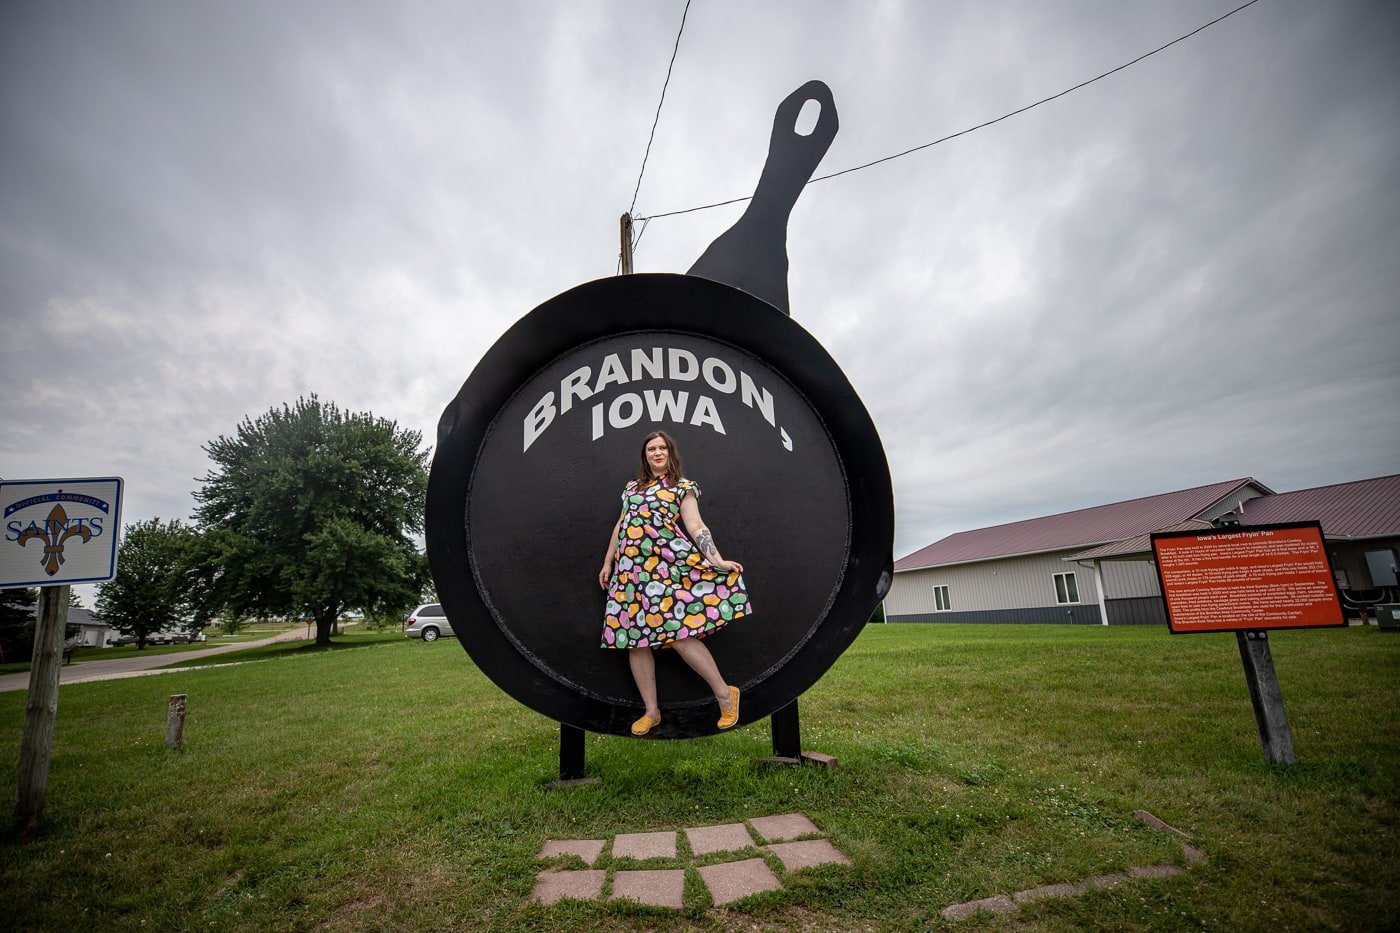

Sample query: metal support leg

[560,723,586,781]
[1236,631,1297,765]
[770,700,801,759]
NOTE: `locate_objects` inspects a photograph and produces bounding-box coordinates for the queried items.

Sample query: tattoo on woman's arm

[696,530,718,560]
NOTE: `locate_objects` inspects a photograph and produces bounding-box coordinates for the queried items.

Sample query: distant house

[886,475,1400,625]
[61,607,118,647]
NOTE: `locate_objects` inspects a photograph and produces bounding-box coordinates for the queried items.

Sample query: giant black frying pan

[426,81,893,739]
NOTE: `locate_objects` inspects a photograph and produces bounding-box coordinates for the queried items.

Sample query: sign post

[1152,521,1345,765]
[14,584,70,840]
[1235,630,1294,764]
[3,477,124,839]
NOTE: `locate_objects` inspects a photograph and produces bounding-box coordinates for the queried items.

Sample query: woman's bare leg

[628,647,660,718]
[670,638,734,710]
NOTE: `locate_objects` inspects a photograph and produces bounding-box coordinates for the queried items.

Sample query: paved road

[0,628,312,693]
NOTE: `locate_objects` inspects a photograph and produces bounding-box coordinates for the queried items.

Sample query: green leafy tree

[193,395,429,646]
[0,587,39,663]
[96,518,196,649]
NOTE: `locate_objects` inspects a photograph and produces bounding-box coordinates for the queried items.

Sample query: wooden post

[1236,630,1297,765]
[619,213,635,275]
[166,695,188,750]
[14,584,70,841]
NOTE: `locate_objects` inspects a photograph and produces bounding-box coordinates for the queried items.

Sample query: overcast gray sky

[4,0,1397,601]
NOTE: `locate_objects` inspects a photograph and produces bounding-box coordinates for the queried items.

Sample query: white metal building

[886,475,1400,625]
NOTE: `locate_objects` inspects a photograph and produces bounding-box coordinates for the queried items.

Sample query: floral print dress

[601,477,751,649]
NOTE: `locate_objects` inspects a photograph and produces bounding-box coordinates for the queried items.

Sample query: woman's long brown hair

[633,430,684,489]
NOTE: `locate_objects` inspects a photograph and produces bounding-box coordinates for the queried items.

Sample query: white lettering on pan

[523,345,790,452]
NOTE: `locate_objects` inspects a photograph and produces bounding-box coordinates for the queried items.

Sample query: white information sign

[1,477,124,587]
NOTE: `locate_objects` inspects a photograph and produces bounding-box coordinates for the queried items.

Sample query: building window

[1054,572,1079,604]
[933,585,951,612]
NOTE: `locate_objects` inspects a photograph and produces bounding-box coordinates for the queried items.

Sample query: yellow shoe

[717,685,740,730]
[631,713,661,736]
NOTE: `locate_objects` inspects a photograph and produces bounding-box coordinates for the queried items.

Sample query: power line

[634,0,1263,223]
[628,0,692,218]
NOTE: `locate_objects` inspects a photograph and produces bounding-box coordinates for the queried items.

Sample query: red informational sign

[1152,522,1346,634]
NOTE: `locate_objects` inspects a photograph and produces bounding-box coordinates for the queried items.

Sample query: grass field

[1,623,1396,931]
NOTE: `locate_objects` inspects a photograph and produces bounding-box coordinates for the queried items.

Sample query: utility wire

[634,0,1263,222]
[628,0,692,217]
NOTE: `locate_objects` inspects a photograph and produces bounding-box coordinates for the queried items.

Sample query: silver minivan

[405,603,453,642]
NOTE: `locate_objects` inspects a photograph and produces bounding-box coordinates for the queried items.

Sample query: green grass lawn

[1,624,1395,932]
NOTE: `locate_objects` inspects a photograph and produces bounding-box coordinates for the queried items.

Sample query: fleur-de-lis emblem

[17,503,93,576]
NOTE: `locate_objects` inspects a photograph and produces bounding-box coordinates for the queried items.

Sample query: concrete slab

[1013,881,1091,903]
[766,839,851,872]
[749,812,821,843]
[1134,809,1191,838]
[941,894,1017,919]
[536,839,605,865]
[609,869,687,909]
[685,822,755,856]
[1085,871,1129,890]
[699,857,782,906]
[529,869,605,904]
[612,830,677,860]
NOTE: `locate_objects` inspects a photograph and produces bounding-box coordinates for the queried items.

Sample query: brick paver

[610,869,687,908]
[611,830,676,860]
[766,839,850,872]
[530,813,844,912]
[698,857,782,906]
[685,822,755,856]
[749,812,820,842]
[529,869,606,904]
[537,839,605,865]
[529,805,1196,918]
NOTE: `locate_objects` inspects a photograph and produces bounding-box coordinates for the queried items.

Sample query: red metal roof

[1068,519,1215,561]
[1236,474,1400,538]
[895,478,1265,570]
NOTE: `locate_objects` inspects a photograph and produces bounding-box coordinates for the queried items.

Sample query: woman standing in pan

[598,430,752,735]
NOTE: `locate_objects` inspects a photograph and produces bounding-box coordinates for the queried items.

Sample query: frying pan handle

[688,81,839,316]
[758,80,839,214]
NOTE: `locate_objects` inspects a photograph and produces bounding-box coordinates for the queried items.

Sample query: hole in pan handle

[688,80,839,316]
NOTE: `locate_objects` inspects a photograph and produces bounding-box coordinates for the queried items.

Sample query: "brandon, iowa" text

[523,346,791,452]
